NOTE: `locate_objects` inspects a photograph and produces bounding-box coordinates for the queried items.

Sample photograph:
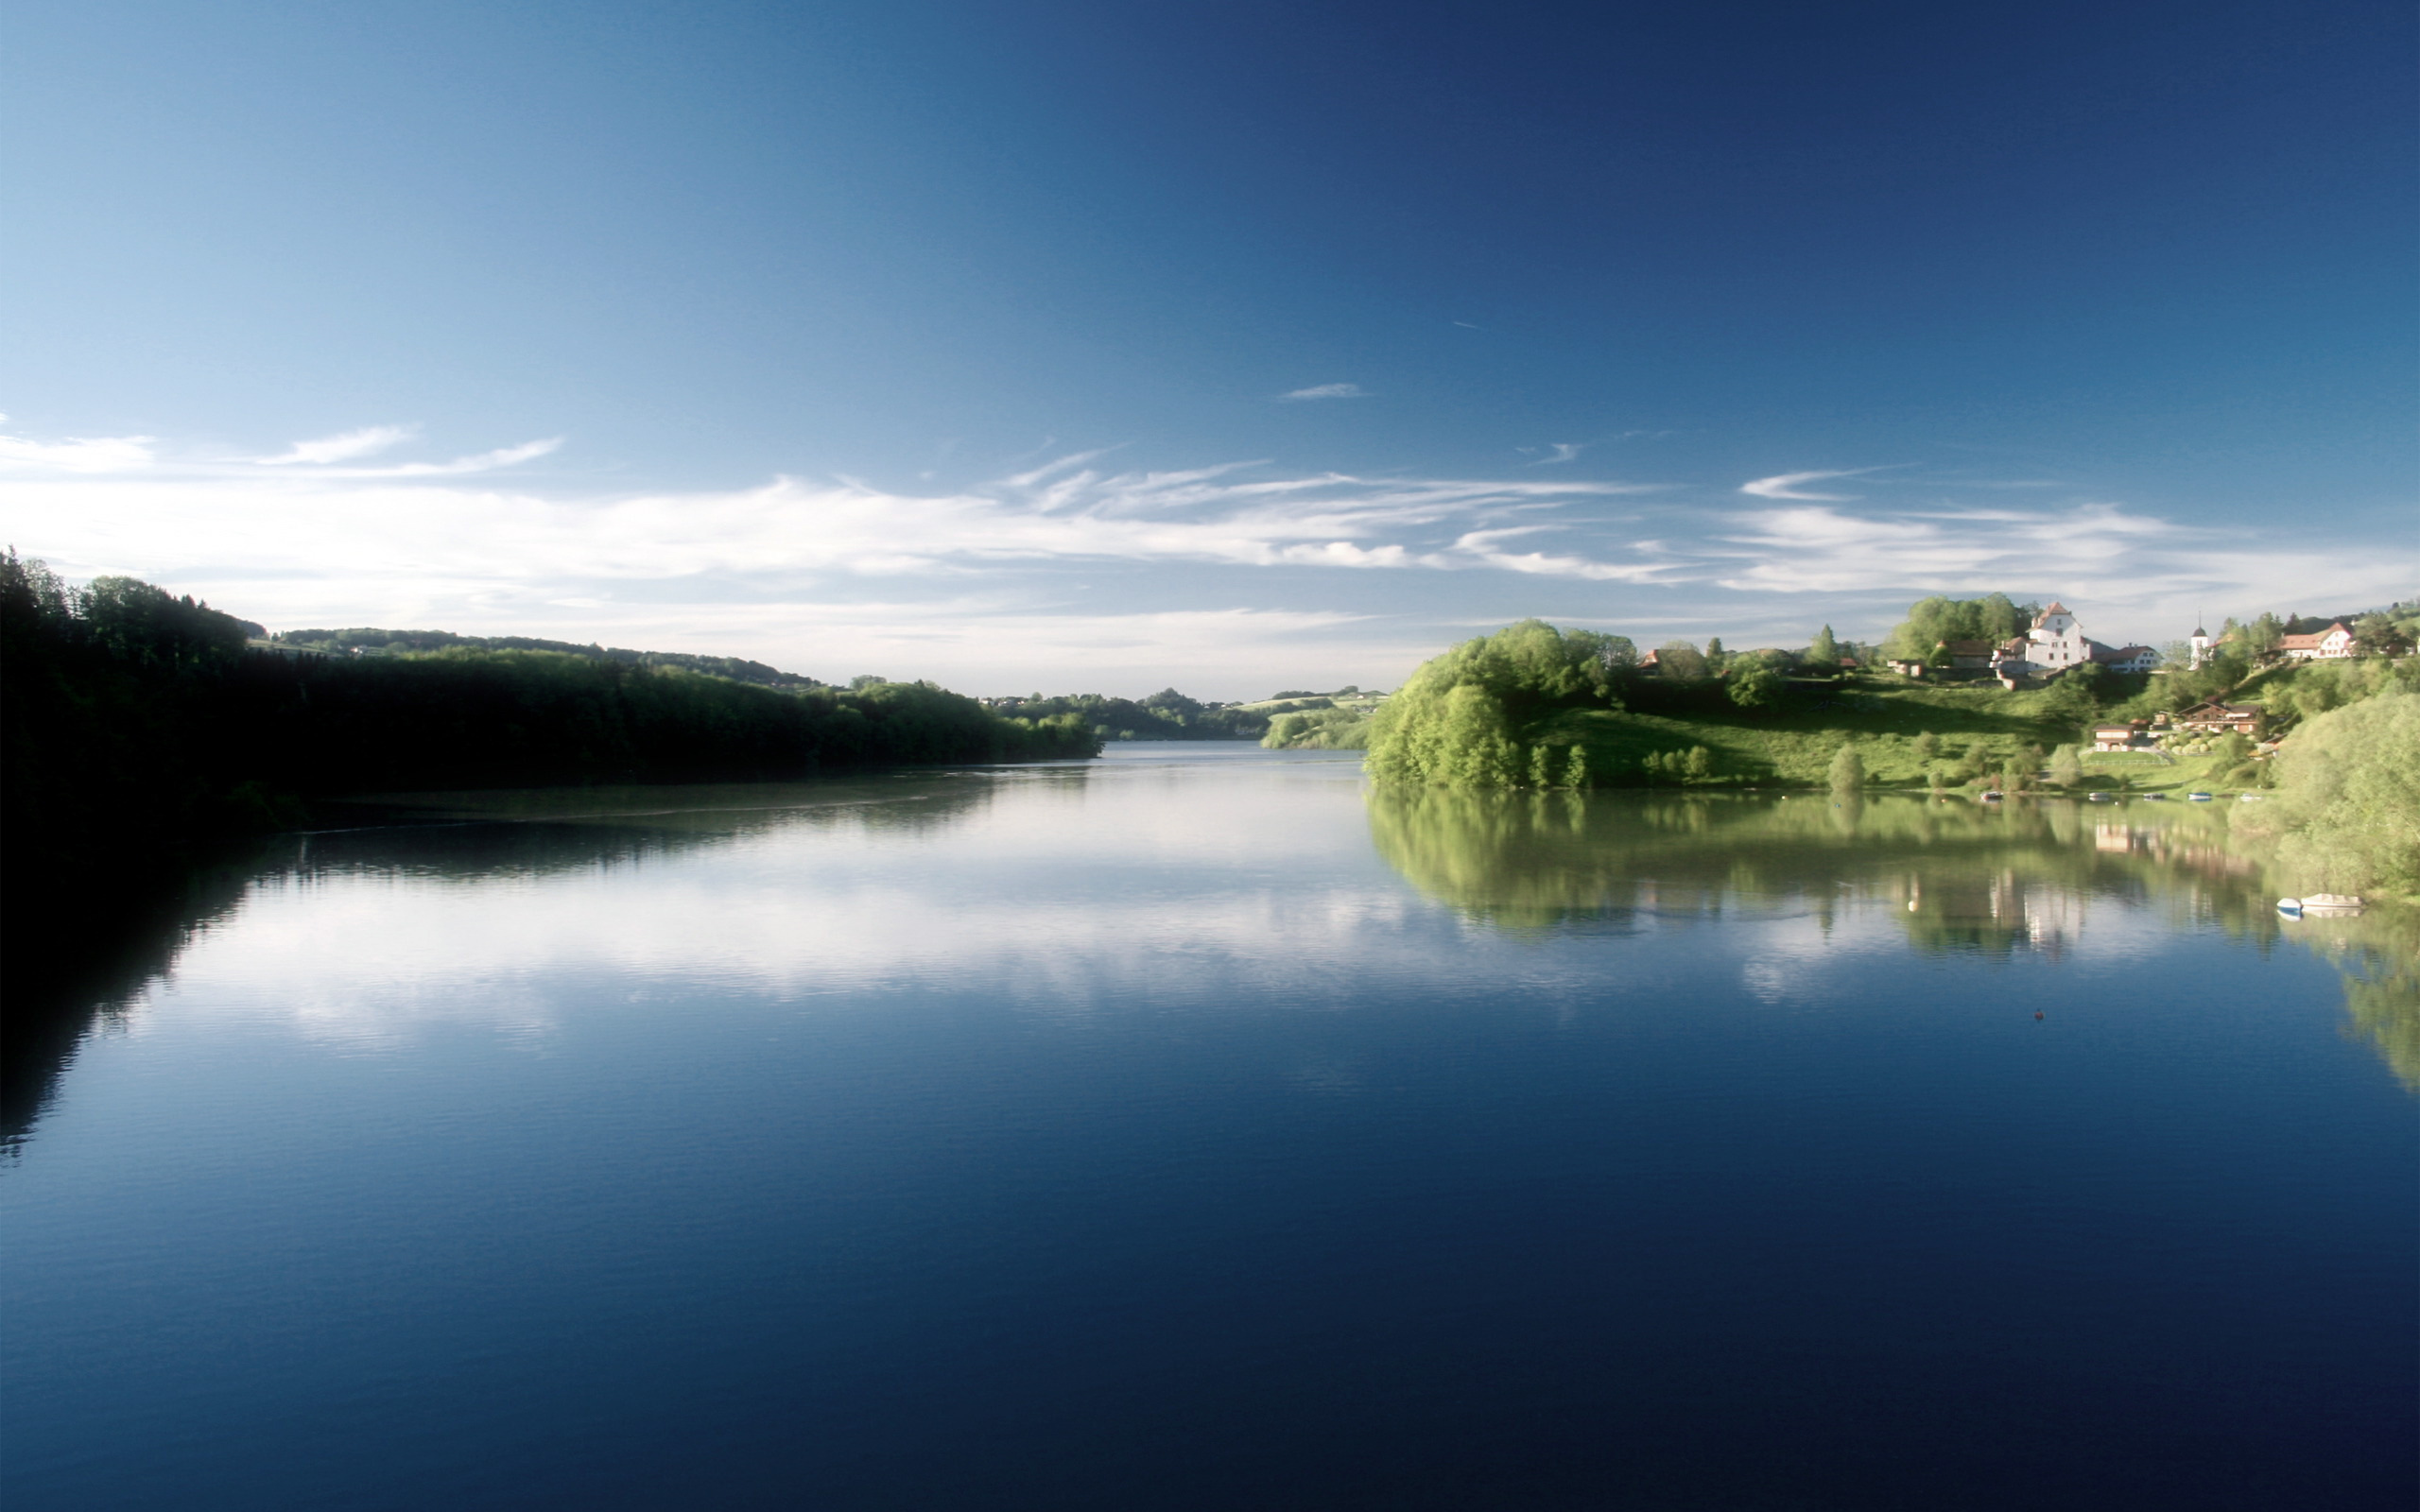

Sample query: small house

[2279,621,2354,661]
[2094,644,2160,674]
[2176,701,2260,735]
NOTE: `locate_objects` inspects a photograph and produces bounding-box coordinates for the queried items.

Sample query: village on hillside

[1852,596,2414,775]
[1880,600,2159,683]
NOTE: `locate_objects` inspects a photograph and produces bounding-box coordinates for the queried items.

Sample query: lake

[5,744,2413,1510]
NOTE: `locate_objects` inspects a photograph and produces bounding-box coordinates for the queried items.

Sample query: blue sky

[4,0,2412,696]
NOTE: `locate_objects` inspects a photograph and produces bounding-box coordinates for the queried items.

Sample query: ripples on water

[4,746,2412,1510]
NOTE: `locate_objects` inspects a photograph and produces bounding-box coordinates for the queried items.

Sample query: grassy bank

[1528,677,2094,787]
[1360,618,2420,800]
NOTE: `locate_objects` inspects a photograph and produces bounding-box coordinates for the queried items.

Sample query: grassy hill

[1355,619,2299,792]
[1253,688,1386,749]
[1364,620,2420,794]
[1530,677,2087,787]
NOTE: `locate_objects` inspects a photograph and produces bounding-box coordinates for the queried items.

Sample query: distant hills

[269,627,822,691]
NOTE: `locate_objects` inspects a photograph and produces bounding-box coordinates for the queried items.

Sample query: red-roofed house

[2093,644,2161,674]
[2177,702,2261,735]
[2280,621,2354,661]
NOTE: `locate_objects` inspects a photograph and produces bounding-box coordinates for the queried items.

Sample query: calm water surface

[5,745,2413,1509]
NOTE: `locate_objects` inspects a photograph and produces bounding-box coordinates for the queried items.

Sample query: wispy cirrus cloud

[369,437,563,476]
[1278,383,1367,401]
[256,424,417,466]
[4,421,2407,691]
[1520,442,1585,466]
[2,429,1669,594]
[1695,500,2415,651]
[1738,469,1875,501]
[1710,503,2172,594]
[0,421,560,479]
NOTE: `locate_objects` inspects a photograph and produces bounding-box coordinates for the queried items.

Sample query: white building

[2280,620,2355,661]
[1989,602,2156,679]
[2029,602,2089,669]
[2097,644,2161,673]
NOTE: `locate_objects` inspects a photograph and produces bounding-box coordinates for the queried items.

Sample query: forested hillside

[983,688,1270,740]
[0,554,1098,923]
[271,626,825,689]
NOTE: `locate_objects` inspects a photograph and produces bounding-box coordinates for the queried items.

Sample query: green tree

[2244,693,2420,894]
[1913,730,1941,763]
[2354,611,2412,659]
[1728,664,1783,708]
[1884,593,2038,660]
[1563,745,1590,789]
[1363,620,1630,785]
[1595,635,1640,670]
[1441,682,1520,786]
[1684,745,1715,782]
[2048,744,2083,787]
[78,576,254,668]
[1655,641,1708,683]
[2039,664,2104,734]
[1828,742,1864,793]
[1808,625,1841,668]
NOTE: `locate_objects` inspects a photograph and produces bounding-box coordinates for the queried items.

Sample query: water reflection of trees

[298,771,1020,881]
[1368,789,2418,1088]
[2296,908,2420,1091]
[3,850,262,1148]
[4,771,1048,1147]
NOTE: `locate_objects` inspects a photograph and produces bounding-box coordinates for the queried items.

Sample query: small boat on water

[2087,792,2115,802]
[2238,793,2265,802]
[2140,792,2167,800]
[1979,791,2004,803]
[2278,894,2364,918]
[2187,792,2213,802]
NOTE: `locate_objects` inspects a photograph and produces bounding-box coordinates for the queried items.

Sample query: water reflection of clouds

[144,760,1449,1047]
[119,772,2292,1056]
[154,879,1440,1047]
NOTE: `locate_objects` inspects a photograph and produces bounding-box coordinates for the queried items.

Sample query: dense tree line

[0,554,1097,919]
[273,626,826,689]
[982,688,1270,740]
[1881,594,2039,661]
